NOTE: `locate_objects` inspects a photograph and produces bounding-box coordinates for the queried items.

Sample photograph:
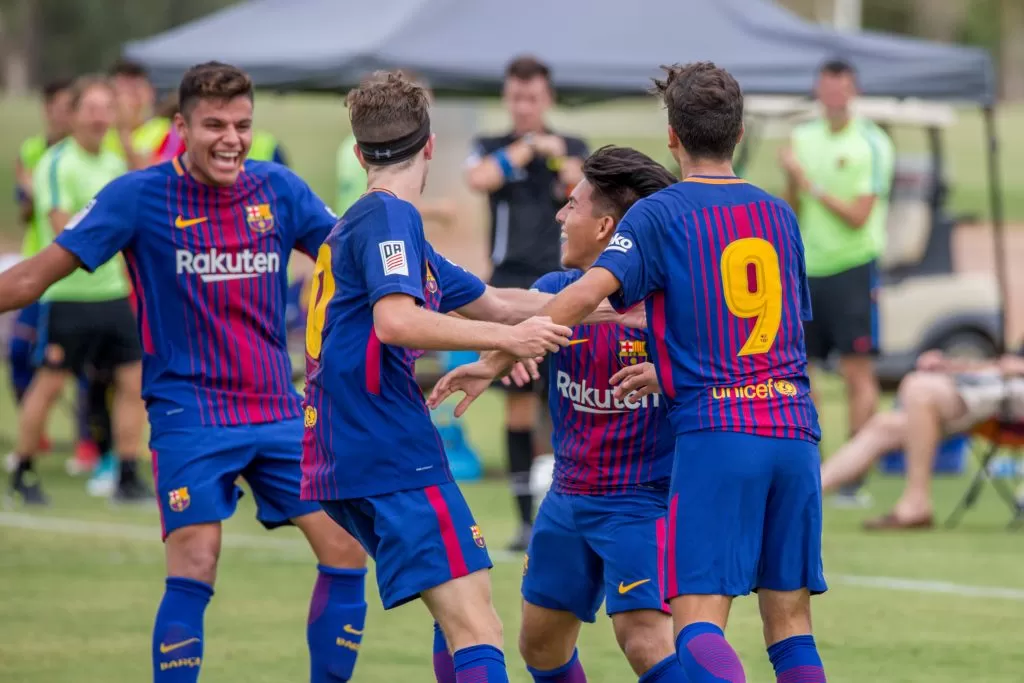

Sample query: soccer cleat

[506,524,533,553]
[828,485,873,509]
[9,471,50,507]
[113,477,155,504]
[66,440,101,476]
[86,453,117,497]
[3,453,17,474]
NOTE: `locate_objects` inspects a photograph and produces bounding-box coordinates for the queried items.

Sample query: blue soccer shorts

[667,431,828,598]
[321,481,492,610]
[522,488,670,623]
[150,418,321,540]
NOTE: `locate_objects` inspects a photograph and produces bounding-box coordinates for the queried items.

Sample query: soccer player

[301,70,578,683]
[0,62,369,683]
[430,62,828,683]
[512,146,686,683]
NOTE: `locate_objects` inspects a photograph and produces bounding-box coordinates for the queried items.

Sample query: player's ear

[173,112,187,140]
[667,126,680,151]
[353,144,369,171]
[596,215,616,241]
[423,134,436,162]
[737,122,745,147]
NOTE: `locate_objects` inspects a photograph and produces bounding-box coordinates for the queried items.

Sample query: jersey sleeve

[564,135,589,159]
[464,137,491,168]
[283,167,338,257]
[592,200,664,312]
[54,174,138,272]
[427,245,486,313]
[34,153,75,215]
[359,201,426,306]
[530,271,566,294]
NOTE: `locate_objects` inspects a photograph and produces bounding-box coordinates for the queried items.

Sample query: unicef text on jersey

[556,370,660,414]
[175,249,281,283]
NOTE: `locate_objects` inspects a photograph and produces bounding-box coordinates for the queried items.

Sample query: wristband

[493,148,515,181]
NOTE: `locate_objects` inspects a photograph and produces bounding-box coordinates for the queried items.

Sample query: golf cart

[743,96,1003,387]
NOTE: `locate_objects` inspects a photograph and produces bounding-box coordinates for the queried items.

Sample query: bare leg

[821,410,908,492]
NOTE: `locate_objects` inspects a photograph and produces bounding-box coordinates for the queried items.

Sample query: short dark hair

[109,58,149,80]
[346,70,430,149]
[819,58,857,78]
[652,62,744,162]
[178,62,254,118]
[583,145,677,220]
[69,75,114,111]
[505,55,551,84]
[42,77,72,102]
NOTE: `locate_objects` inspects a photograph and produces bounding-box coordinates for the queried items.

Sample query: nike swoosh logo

[175,215,208,229]
[566,338,590,346]
[159,638,200,654]
[618,579,651,594]
[343,624,364,636]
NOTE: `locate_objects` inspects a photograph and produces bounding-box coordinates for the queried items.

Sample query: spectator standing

[779,59,894,507]
[465,55,588,550]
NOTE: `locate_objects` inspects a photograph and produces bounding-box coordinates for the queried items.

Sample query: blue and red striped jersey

[54,156,335,431]
[534,270,673,495]
[301,191,486,501]
[593,177,820,443]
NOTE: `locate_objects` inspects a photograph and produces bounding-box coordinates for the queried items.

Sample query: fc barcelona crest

[470,524,486,549]
[245,203,275,233]
[617,339,648,366]
[168,487,191,512]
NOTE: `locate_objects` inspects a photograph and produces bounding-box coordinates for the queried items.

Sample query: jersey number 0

[720,237,782,357]
[306,244,335,360]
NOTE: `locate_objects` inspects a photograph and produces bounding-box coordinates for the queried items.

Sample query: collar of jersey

[683,175,747,185]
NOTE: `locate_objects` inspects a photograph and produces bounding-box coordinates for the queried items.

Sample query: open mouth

[210,150,241,174]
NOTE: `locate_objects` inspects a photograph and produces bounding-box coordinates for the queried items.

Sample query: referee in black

[465,55,588,551]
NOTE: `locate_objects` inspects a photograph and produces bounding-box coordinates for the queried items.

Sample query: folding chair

[945,419,1024,530]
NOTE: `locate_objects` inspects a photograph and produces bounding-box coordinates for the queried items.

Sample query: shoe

[863,511,934,531]
[86,453,117,497]
[66,440,101,476]
[3,453,17,474]
[506,524,532,553]
[9,470,50,506]
[112,476,155,504]
[828,487,874,509]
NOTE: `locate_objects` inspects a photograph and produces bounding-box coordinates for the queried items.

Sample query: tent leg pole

[984,106,1009,354]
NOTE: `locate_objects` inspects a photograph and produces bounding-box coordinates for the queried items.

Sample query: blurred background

[1,1,1023,682]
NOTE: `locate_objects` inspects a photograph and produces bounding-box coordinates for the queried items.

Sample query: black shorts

[36,298,141,374]
[803,260,879,361]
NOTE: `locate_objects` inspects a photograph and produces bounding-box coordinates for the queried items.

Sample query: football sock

[86,377,113,453]
[527,648,587,682]
[308,565,367,682]
[453,644,509,683]
[118,457,139,485]
[676,622,746,683]
[507,429,534,525]
[152,577,213,683]
[639,654,689,682]
[433,621,456,683]
[767,635,827,683]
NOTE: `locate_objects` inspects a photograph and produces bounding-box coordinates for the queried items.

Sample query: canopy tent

[125,0,994,103]
[124,0,1007,351]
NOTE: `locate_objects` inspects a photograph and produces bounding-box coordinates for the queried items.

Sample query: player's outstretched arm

[0,244,81,313]
[457,286,645,328]
[537,267,623,329]
[427,351,512,417]
[373,293,572,357]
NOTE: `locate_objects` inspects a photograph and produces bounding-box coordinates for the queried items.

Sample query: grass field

[2,364,1024,683]
[2,93,1024,238]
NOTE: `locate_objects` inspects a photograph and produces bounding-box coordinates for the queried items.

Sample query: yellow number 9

[720,237,782,357]
[305,244,336,360]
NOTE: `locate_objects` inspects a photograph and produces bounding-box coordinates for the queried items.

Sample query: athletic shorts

[321,482,493,610]
[803,260,879,361]
[35,298,141,374]
[667,431,827,598]
[150,418,320,540]
[948,372,1024,433]
[522,488,669,623]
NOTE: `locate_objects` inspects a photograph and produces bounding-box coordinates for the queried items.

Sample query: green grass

[2,93,1024,240]
[2,366,1024,682]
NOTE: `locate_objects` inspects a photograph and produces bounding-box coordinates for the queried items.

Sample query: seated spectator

[821,347,1024,530]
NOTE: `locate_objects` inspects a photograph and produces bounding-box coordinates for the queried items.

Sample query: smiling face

[555,178,617,270]
[176,95,253,187]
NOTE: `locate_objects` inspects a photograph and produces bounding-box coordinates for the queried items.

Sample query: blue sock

[675,622,746,683]
[152,577,213,683]
[453,644,509,683]
[767,635,826,683]
[526,648,586,682]
[307,565,368,682]
[639,654,689,682]
[433,622,456,683]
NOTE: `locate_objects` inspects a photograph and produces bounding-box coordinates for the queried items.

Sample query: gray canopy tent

[125,0,1006,347]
